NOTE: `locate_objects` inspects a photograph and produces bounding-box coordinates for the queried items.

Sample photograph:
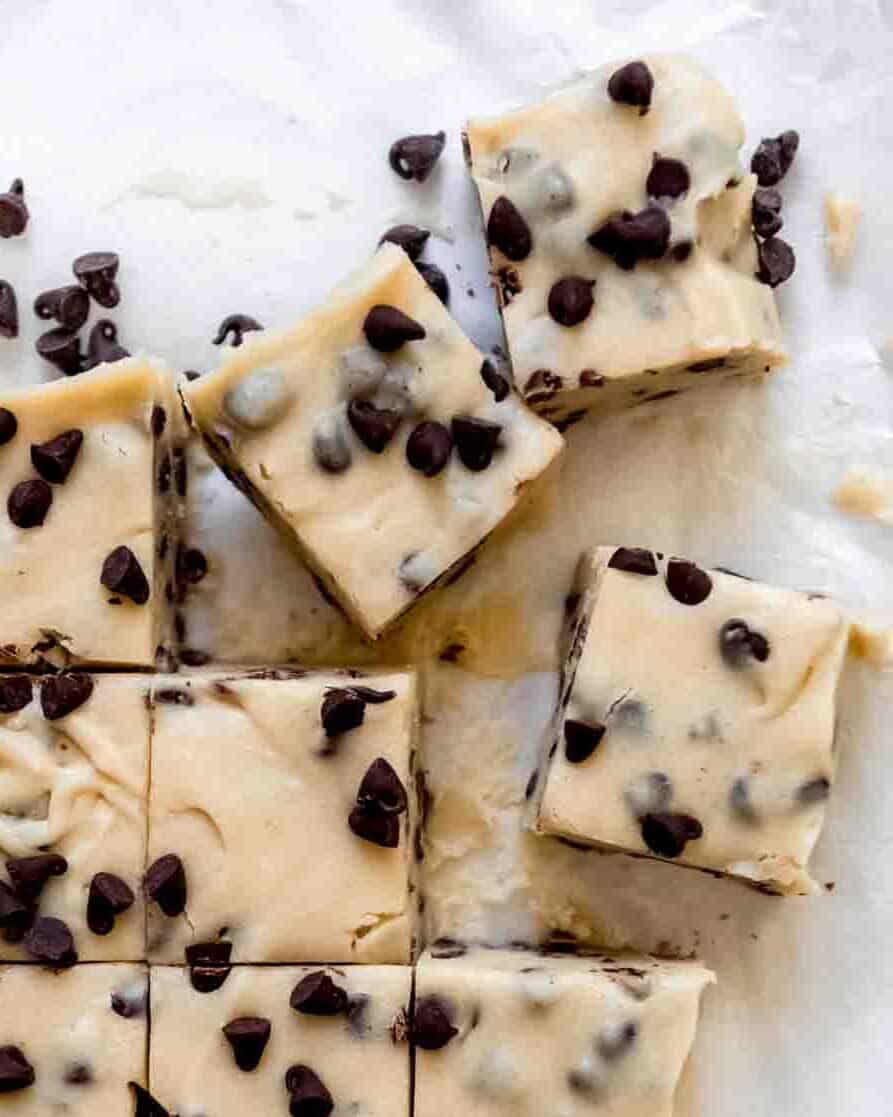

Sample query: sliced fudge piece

[465,54,788,423]
[150,964,410,1116]
[414,946,713,1117]
[182,243,563,639]
[532,547,850,894]
[0,963,148,1112]
[0,360,186,668]
[147,669,417,963]
[0,673,149,961]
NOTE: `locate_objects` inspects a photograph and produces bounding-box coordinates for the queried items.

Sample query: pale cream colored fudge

[0,963,148,1111]
[150,964,410,1117]
[532,547,850,894]
[414,946,713,1117]
[466,54,787,423]
[183,243,563,639]
[147,669,417,963]
[0,673,149,962]
[0,360,186,668]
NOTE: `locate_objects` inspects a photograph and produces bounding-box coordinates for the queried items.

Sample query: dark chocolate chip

[35,327,83,375]
[111,987,147,1019]
[347,685,396,704]
[73,251,120,308]
[598,1020,638,1060]
[496,264,522,306]
[406,420,453,476]
[0,407,17,445]
[212,313,262,347]
[189,962,232,994]
[356,758,408,814]
[487,196,532,261]
[756,236,795,288]
[640,811,703,858]
[778,130,800,174]
[101,546,150,605]
[348,398,403,453]
[671,240,693,262]
[665,559,713,605]
[33,286,90,331]
[144,853,186,917]
[177,544,208,585]
[87,872,135,935]
[82,319,130,370]
[285,1064,334,1117]
[222,1017,272,1072]
[290,971,349,1016]
[797,776,831,805]
[588,204,670,269]
[415,261,450,304]
[129,1082,170,1117]
[608,546,658,576]
[40,673,94,720]
[480,358,510,402]
[183,369,201,381]
[321,688,366,737]
[0,281,18,339]
[31,429,83,484]
[346,994,370,1036]
[64,1061,92,1085]
[646,157,690,199]
[388,131,446,183]
[451,415,501,471]
[24,915,78,966]
[0,179,29,239]
[0,675,32,714]
[579,368,605,388]
[564,719,606,763]
[6,853,68,904]
[752,187,783,238]
[362,304,426,352]
[151,405,167,439]
[0,1045,35,1093]
[0,881,32,943]
[413,996,458,1050]
[548,276,595,327]
[751,130,799,186]
[379,224,430,260]
[348,805,401,848]
[719,618,770,666]
[607,60,654,113]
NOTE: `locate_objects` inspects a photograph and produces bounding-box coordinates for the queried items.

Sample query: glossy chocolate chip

[347,399,402,453]
[480,358,510,402]
[34,285,90,330]
[0,281,18,339]
[24,915,78,966]
[31,429,83,484]
[212,313,262,347]
[6,853,68,905]
[379,224,430,260]
[752,187,783,238]
[290,971,349,1016]
[719,619,770,666]
[608,547,658,576]
[607,60,654,113]
[0,407,17,446]
[588,205,670,269]
[548,277,595,327]
[751,130,799,186]
[487,196,532,261]
[388,131,446,182]
[406,420,452,476]
[0,675,32,714]
[223,1017,272,1072]
[451,415,501,472]
[797,776,831,805]
[35,327,82,375]
[665,558,712,605]
[362,304,426,352]
[144,854,187,917]
[564,719,606,763]
[101,546,150,605]
[189,950,233,994]
[640,812,703,858]
[87,872,135,935]
[73,251,120,308]
[177,544,208,587]
[0,179,29,239]
[129,1082,171,1117]
[415,261,450,304]
[321,688,366,737]
[598,1020,638,1060]
[646,157,690,199]
[348,805,401,848]
[356,758,408,814]
[285,1064,334,1117]
[0,881,32,943]
[0,1045,35,1093]
[756,236,796,288]
[413,996,458,1050]
[82,319,130,370]
[40,673,94,720]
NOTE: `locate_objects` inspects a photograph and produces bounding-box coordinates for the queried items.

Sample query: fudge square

[150,964,410,1117]
[532,547,850,894]
[0,963,148,1112]
[147,669,417,963]
[414,946,713,1117]
[0,359,185,669]
[0,673,149,963]
[183,242,563,640]
[465,54,787,423]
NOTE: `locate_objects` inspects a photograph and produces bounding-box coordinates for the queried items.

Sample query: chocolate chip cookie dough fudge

[531,548,850,894]
[182,243,563,640]
[414,946,713,1117]
[0,360,186,668]
[0,673,149,963]
[147,669,417,964]
[149,964,410,1117]
[0,963,148,1111]
[465,54,788,423]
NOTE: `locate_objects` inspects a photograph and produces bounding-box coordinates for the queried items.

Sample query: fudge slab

[150,964,410,1117]
[533,547,849,894]
[0,673,149,961]
[0,360,185,669]
[183,243,563,639]
[147,669,417,963]
[414,946,713,1117]
[466,54,786,422]
[0,963,148,1112]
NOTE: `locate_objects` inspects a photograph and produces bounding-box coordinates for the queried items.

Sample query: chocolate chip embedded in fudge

[532,547,850,894]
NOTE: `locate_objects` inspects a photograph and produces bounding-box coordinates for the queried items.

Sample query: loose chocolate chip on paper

[0,881,32,943]
[480,358,510,402]
[24,915,78,966]
[101,546,151,605]
[451,415,501,472]
[388,130,446,183]
[640,811,703,858]
[348,805,401,848]
[751,130,799,186]
[82,319,130,370]
[415,260,450,304]
[73,251,120,308]
[356,757,409,814]
[646,157,690,199]
[487,196,532,261]
[589,205,670,269]
[347,399,403,453]
[752,187,783,238]
[406,420,452,476]
[362,304,426,352]
[6,853,68,905]
[212,313,262,347]
[321,687,366,737]
[35,327,83,375]
[548,276,595,327]
[290,971,349,1016]
[87,872,135,935]
[607,60,654,113]
[608,546,658,576]
[756,236,796,288]
[0,281,18,339]
[223,1016,272,1071]
[665,558,713,605]
[413,996,458,1050]
[34,285,90,331]
[285,1064,334,1117]
[719,619,770,666]
[144,853,187,917]
[563,719,606,763]
[797,776,831,805]
[379,224,430,260]
[0,675,32,714]
[40,672,94,720]
[0,179,28,238]
[31,429,83,484]
[129,1082,171,1117]
[0,1045,35,1093]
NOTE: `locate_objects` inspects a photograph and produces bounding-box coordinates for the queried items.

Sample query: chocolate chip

[388,131,446,182]
[0,179,28,239]
[87,872,135,935]
[0,407,17,448]
[480,358,510,402]
[290,971,349,1016]
[0,1045,35,1093]
[413,996,458,1050]
[144,853,186,917]
[6,853,68,904]
[0,281,18,339]
[487,196,532,261]
[406,420,452,476]
[415,261,450,303]
[0,675,32,714]
[356,758,408,814]
[100,546,150,605]
[212,313,262,347]
[129,1082,170,1117]
[24,915,78,966]
[379,224,430,260]
[40,673,94,720]
[151,405,167,439]
[154,687,193,706]
[347,399,402,453]
[189,962,232,994]
[751,130,799,186]
[362,304,426,352]
[35,327,83,375]
[347,685,397,704]
[665,558,712,605]
[321,688,365,737]
[797,776,831,805]
[34,286,90,330]
[752,187,783,238]
[176,545,208,589]
[640,812,703,858]
[756,236,795,288]
[31,429,83,484]
[451,415,501,472]
[219,1016,272,1073]
[348,805,401,848]
[719,619,770,666]
[588,205,670,269]
[671,240,693,262]
[564,719,606,763]
[0,881,32,943]
[579,368,605,388]
[82,319,130,370]
[496,264,522,306]
[285,1065,334,1117]
[72,251,120,308]
[607,60,654,113]
[598,1020,638,1060]
[111,987,147,1019]
[607,547,658,576]
[646,157,690,199]
[548,276,595,327]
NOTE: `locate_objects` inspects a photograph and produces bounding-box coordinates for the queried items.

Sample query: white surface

[1,2,892,1115]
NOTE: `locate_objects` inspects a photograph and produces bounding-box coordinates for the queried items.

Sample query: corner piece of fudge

[531,547,850,895]
[465,54,788,422]
[182,243,563,640]
[414,945,713,1117]
[0,360,187,669]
